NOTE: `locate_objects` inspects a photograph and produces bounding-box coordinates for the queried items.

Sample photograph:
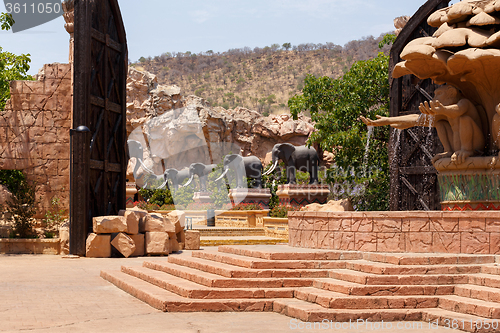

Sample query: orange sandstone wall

[0,63,72,217]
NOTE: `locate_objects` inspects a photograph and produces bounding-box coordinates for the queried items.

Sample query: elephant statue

[263,143,319,184]
[182,163,218,192]
[159,168,190,191]
[127,140,155,179]
[215,154,263,188]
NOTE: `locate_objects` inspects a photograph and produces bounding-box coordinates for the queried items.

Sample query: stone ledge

[288,211,500,254]
[0,238,60,254]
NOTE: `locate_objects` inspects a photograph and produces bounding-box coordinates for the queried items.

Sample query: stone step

[144,260,314,288]
[481,265,500,275]
[100,270,275,312]
[295,287,439,309]
[273,298,423,323]
[218,245,363,261]
[362,252,496,266]
[454,284,500,303]
[197,228,266,237]
[313,278,455,296]
[192,248,347,270]
[345,260,485,275]
[200,236,288,246]
[439,295,500,319]
[422,308,500,333]
[468,273,500,289]
[121,266,295,299]
[167,255,329,278]
[329,269,469,285]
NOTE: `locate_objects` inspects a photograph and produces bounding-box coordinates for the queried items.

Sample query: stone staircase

[101,245,500,332]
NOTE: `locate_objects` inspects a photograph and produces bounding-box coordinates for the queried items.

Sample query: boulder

[176,229,185,244]
[0,184,11,206]
[86,233,111,258]
[300,199,354,212]
[129,233,145,257]
[111,233,136,258]
[93,216,127,234]
[184,230,200,250]
[142,213,166,232]
[145,232,169,255]
[118,210,140,235]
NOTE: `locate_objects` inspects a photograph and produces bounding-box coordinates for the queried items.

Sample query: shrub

[231,203,263,210]
[43,197,67,238]
[269,205,300,218]
[5,177,38,238]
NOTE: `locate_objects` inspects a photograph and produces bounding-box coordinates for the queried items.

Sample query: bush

[5,177,38,238]
[43,197,67,238]
[269,205,300,218]
[231,203,263,210]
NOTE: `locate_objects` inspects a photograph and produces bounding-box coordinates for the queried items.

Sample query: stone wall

[0,63,72,217]
[288,211,500,254]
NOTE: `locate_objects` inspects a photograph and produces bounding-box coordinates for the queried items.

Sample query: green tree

[288,52,390,210]
[282,42,292,51]
[0,13,33,110]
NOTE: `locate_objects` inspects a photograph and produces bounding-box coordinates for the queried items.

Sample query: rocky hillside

[132,35,391,115]
[125,68,316,184]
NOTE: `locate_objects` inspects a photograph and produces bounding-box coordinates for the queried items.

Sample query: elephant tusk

[263,160,278,175]
[157,179,168,190]
[215,168,229,182]
[181,175,194,188]
[138,158,155,175]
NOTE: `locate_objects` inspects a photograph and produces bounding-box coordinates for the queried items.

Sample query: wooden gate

[70,0,128,255]
[389,0,449,211]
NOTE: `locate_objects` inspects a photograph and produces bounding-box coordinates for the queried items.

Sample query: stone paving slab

[0,252,463,333]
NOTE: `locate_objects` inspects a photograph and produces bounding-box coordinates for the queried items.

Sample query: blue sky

[0,0,459,75]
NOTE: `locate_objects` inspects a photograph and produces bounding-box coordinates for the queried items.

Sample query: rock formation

[126,67,315,183]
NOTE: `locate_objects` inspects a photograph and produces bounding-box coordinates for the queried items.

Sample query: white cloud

[189,10,213,24]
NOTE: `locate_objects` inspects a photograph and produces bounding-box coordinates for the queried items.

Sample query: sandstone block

[177,229,185,244]
[111,233,136,258]
[86,233,111,258]
[145,232,169,255]
[118,210,140,235]
[143,213,166,232]
[185,230,200,250]
[130,234,145,257]
[93,216,127,234]
[169,238,181,253]
[59,222,69,255]
[164,219,176,238]
[167,210,185,233]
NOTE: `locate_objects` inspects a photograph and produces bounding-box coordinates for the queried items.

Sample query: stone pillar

[126,182,138,208]
[62,0,75,64]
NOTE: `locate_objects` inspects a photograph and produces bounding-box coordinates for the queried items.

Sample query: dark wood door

[70,0,128,255]
[389,0,449,211]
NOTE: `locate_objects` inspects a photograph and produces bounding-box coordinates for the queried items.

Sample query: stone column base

[277,184,330,208]
[229,188,272,209]
[193,192,212,204]
[126,182,138,208]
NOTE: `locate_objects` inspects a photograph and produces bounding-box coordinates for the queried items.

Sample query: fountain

[363,0,500,211]
[289,1,500,255]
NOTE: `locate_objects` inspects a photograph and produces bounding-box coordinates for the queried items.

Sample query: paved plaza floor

[0,251,462,333]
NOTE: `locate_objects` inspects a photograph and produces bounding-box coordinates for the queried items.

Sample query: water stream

[363,126,374,176]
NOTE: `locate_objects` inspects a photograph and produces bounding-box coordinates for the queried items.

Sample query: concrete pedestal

[277,184,330,207]
[229,188,272,209]
[193,191,212,204]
